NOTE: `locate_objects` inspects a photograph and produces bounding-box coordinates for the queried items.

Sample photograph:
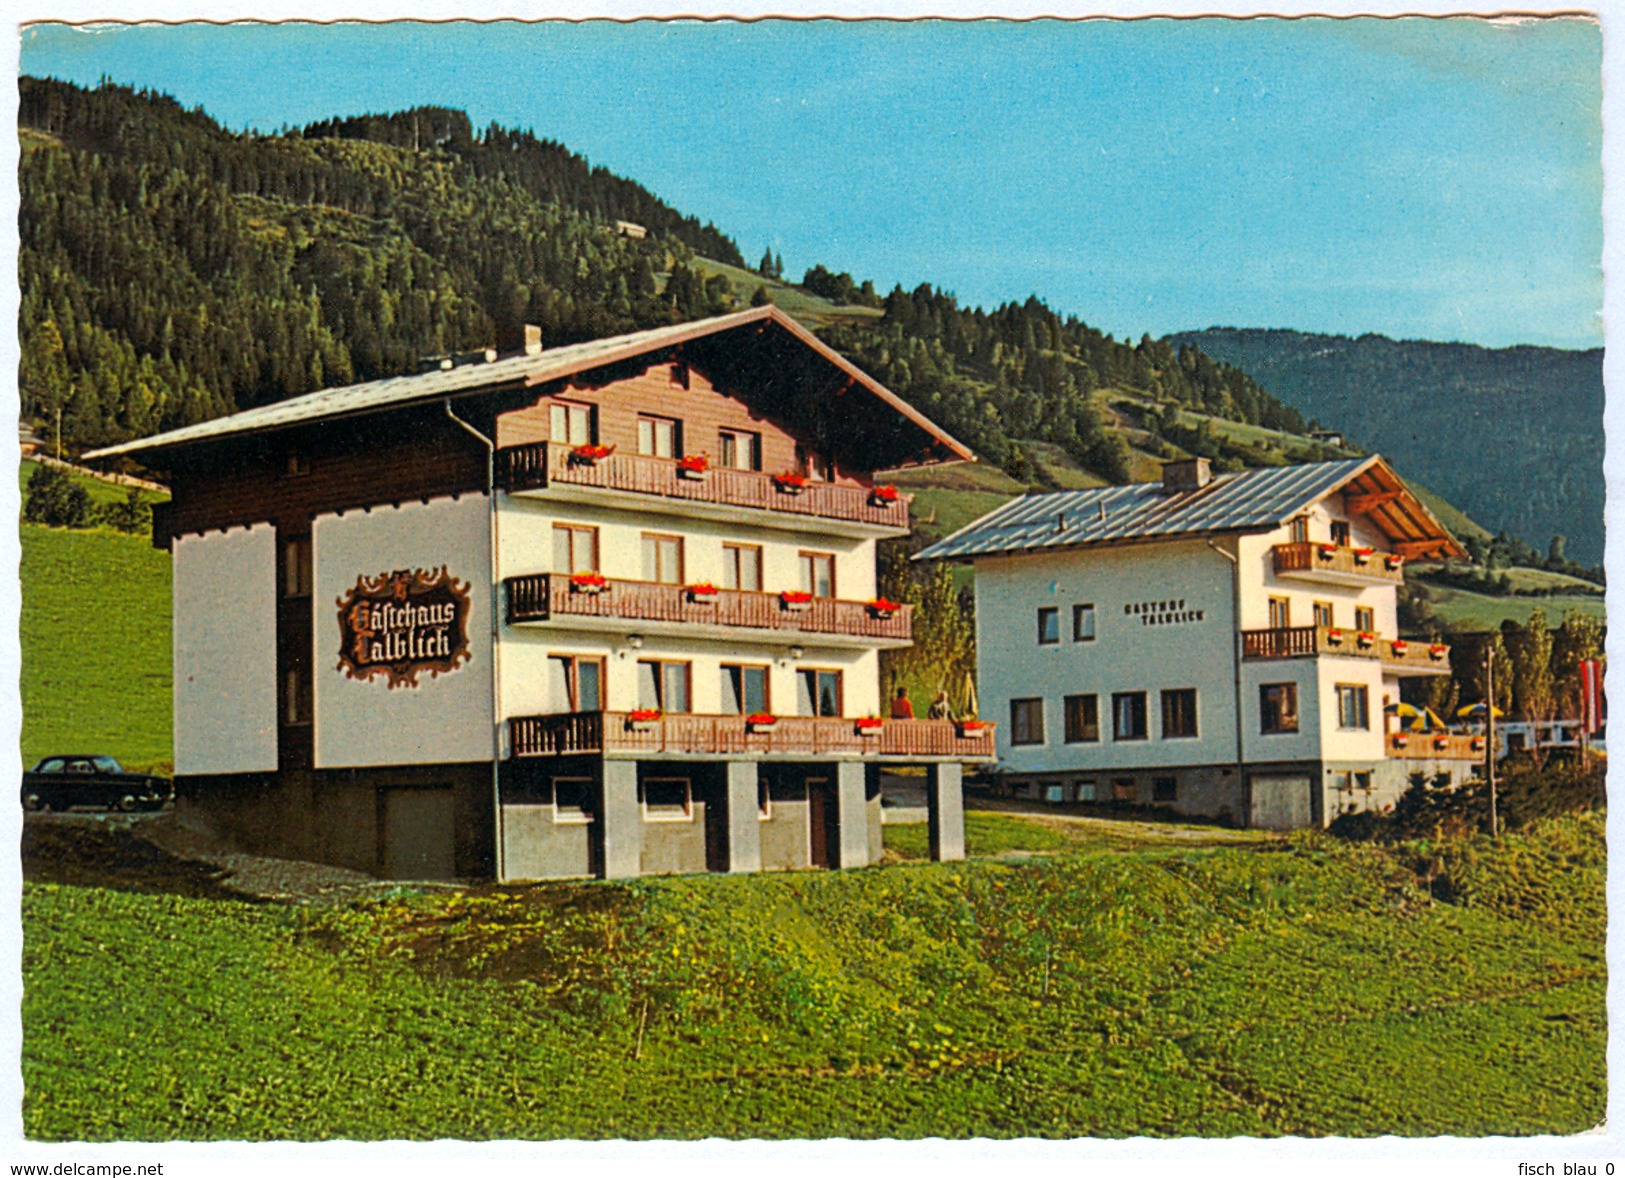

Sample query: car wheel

[22,793,42,813]
[118,794,138,813]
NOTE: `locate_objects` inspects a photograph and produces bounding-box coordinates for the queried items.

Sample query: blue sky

[18,17,1604,349]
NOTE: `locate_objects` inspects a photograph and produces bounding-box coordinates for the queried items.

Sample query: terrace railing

[1242,626,1450,672]
[506,573,912,643]
[1272,542,1404,585]
[495,442,912,530]
[508,712,996,760]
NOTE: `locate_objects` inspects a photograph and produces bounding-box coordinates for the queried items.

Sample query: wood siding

[153,410,486,548]
[495,361,872,487]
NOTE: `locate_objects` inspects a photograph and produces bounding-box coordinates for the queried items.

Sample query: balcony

[1387,732,1486,761]
[495,442,912,534]
[1272,542,1404,586]
[1241,626,1451,676]
[505,574,913,648]
[508,712,996,762]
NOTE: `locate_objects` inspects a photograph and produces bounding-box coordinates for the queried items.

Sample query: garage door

[1249,775,1312,831]
[382,788,458,880]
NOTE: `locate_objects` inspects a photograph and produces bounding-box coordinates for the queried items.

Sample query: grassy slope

[1419,584,1606,631]
[688,256,884,329]
[22,813,1604,1140]
[19,459,170,509]
[19,523,172,771]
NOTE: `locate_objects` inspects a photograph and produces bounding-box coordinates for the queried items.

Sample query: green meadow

[22,813,1605,1140]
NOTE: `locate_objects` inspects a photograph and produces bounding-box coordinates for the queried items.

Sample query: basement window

[552,777,594,824]
[642,777,693,822]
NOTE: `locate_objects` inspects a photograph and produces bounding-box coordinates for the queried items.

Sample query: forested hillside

[1167,328,1605,567]
[19,76,1315,491]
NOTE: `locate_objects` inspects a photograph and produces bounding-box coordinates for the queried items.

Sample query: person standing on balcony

[890,686,916,719]
[927,689,952,720]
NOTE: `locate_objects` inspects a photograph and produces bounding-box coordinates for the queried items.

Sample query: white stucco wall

[313,495,493,768]
[974,539,1239,774]
[501,630,879,720]
[173,524,280,775]
[495,496,876,602]
[1237,506,1400,635]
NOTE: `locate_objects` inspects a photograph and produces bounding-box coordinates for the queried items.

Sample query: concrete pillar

[600,760,641,879]
[927,762,965,862]
[725,762,762,874]
[835,761,870,869]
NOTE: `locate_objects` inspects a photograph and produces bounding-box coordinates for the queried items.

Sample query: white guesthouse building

[918,457,1473,829]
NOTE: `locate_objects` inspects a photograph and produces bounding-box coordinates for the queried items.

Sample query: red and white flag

[1580,659,1605,734]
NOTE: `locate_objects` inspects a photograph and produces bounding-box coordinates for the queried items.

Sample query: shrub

[22,463,91,529]
[95,487,151,534]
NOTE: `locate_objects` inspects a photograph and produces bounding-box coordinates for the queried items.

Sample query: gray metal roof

[84,306,976,465]
[916,457,1383,560]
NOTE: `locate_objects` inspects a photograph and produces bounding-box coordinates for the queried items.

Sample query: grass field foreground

[22,813,1605,1140]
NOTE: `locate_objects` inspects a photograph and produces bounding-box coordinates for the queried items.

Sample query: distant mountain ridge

[1165,328,1604,567]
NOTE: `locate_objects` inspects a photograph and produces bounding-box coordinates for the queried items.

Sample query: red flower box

[1318,544,1337,560]
[1429,644,1448,660]
[1327,628,1344,644]
[869,484,899,505]
[1393,735,1409,749]
[779,590,813,611]
[1356,631,1376,648]
[569,571,608,593]
[855,717,884,736]
[686,582,720,603]
[773,472,808,494]
[1434,737,1451,751]
[627,708,662,731]
[1353,546,1376,564]
[569,443,614,465]
[677,453,709,478]
[747,712,779,733]
[1390,640,1409,657]
[1385,554,1404,571]
[867,597,902,618]
[956,720,988,737]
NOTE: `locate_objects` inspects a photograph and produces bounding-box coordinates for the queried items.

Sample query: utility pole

[1486,645,1499,839]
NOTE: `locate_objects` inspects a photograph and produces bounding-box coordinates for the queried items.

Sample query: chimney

[1162,457,1212,492]
[495,323,544,358]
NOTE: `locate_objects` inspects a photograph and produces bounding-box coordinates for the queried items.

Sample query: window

[553,524,598,574]
[1268,597,1291,629]
[1010,698,1045,745]
[637,415,680,458]
[1112,692,1148,741]
[641,533,684,584]
[281,535,312,598]
[722,664,770,715]
[1064,694,1099,743]
[550,400,596,446]
[1289,516,1309,543]
[722,544,762,592]
[1074,780,1097,802]
[545,655,603,713]
[284,451,310,477]
[758,776,772,820]
[552,777,593,824]
[1260,683,1299,734]
[795,442,835,482]
[797,669,842,717]
[282,665,311,726]
[637,660,691,713]
[1073,604,1096,642]
[1037,607,1060,645]
[642,777,692,822]
[1313,601,1333,629]
[1161,689,1198,738]
[1355,606,1375,633]
[719,429,761,471]
[800,552,836,598]
[1331,520,1352,546]
[1153,776,1178,802]
[1336,683,1370,730]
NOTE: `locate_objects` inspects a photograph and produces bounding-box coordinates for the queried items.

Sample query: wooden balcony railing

[507,574,913,643]
[494,442,912,530]
[1387,732,1486,761]
[1242,626,1450,673]
[508,712,996,760]
[1273,542,1404,585]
